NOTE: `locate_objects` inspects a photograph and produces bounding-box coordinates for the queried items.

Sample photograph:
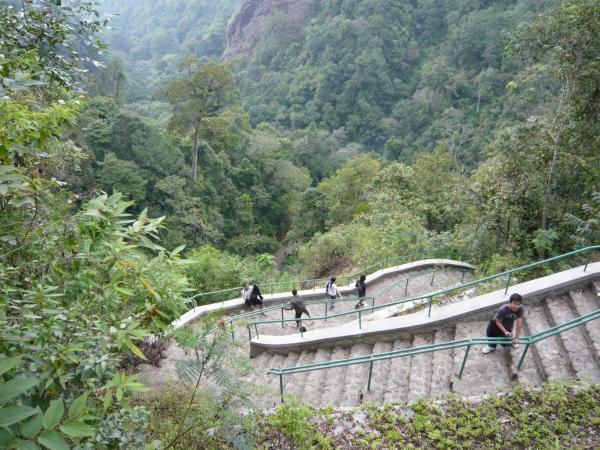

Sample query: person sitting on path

[354,274,367,309]
[482,293,524,354]
[285,289,310,328]
[326,277,342,310]
[241,281,266,315]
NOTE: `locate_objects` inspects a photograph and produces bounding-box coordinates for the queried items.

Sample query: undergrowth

[252,383,599,449]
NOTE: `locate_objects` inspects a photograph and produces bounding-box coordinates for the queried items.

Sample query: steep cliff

[224,0,311,59]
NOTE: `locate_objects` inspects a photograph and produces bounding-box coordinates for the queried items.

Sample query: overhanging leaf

[0,377,39,404]
[42,399,64,430]
[37,431,69,450]
[59,419,93,438]
[0,356,22,376]
[67,393,87,420]
[0,406,38,427]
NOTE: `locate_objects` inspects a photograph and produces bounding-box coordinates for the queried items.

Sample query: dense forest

[90,0,599,281]
[0,0,598,448]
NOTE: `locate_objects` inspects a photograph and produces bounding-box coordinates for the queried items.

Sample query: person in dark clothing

[286,289,310,327]
[482,293,524,354]
[354,275,367,309]
[241,281,265,314]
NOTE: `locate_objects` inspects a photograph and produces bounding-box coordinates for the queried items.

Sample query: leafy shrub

[269,401,332,450]
[118,338,170,374]
[0,193,190,449]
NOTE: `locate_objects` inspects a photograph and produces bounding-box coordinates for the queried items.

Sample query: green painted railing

[188,249,463,306]
[247,246,599,339]
[267,308,600,402]
[212,267,442,340]
[246,266,470,338]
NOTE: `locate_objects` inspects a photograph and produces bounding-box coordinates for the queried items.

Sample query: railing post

[324,301,328,320]
[504,273,513,295]
[313,279,316,291]
[279,374,284,403]
[254,323,259,338]
[584,253,590,272]
[270,284,273,296]
[461,270,466,283]
[430,267,436,286]
[281,308,284,328]
[371,297,375,312]
[367,360,374,391]
[230,321,235,341]
[428,295,433,317]
[458,344,471,378]
[299,320,304,338]
[359,310,362,329]
[247,326,252,342]
[517,343,531,370]
[405,277,410,295]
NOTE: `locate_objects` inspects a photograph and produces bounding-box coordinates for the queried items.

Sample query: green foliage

[96,153,148,203]
[317,155,381,228]
[98,0,239,101]
[161,57,237,181]
[1,191,191,448]
[0,0,106,94]
[253,383,599,449]
[566,192,600,247]
[268,401,332,450]
[154,314,255,449]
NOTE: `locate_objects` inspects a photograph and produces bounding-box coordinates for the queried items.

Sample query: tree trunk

[541,137,559,231]
[192,118,202,182]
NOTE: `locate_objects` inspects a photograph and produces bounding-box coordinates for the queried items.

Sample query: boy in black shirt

[354,275,367,309]
[482,293,524,354]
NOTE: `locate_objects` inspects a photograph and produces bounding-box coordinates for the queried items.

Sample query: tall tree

[161,57,237,181]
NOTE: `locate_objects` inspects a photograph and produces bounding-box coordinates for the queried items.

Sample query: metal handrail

[212,245,597,341]
[246,266,467,338]
[188,249,461,305]
[247,246,599,338]
[267,308,600,402]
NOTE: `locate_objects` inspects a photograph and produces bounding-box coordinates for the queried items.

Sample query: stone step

[545,294,600,381]
[508,318,543,387]
[281,351,301,396]
[320,346,351,406]
[382,338,412,404]
[569,288,600,362]
[429,327,456,398]
[363,341,394,404]
[408,333,434,401]
[525,301,575,382]
[303,348,332,405]
[451,319,513,397]
[339,343,373,407]
[591,281,600,296]
[246,351,272,386]
[284,350,316,400]
[258,353,288,409]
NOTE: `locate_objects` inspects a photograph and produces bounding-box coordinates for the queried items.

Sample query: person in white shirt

[241,281,265,314]
[325,276,342,310]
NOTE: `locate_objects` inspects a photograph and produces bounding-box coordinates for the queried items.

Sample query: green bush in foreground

[251,383,598,449]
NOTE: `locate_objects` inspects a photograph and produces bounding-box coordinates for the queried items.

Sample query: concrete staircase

[245,283,600,408]
[140,266,471,388]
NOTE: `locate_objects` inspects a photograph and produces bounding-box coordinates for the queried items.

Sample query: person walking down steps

[354,274,367,309]
[326,277,342,311]
[482,293,524,354]
[285,289,310,328]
